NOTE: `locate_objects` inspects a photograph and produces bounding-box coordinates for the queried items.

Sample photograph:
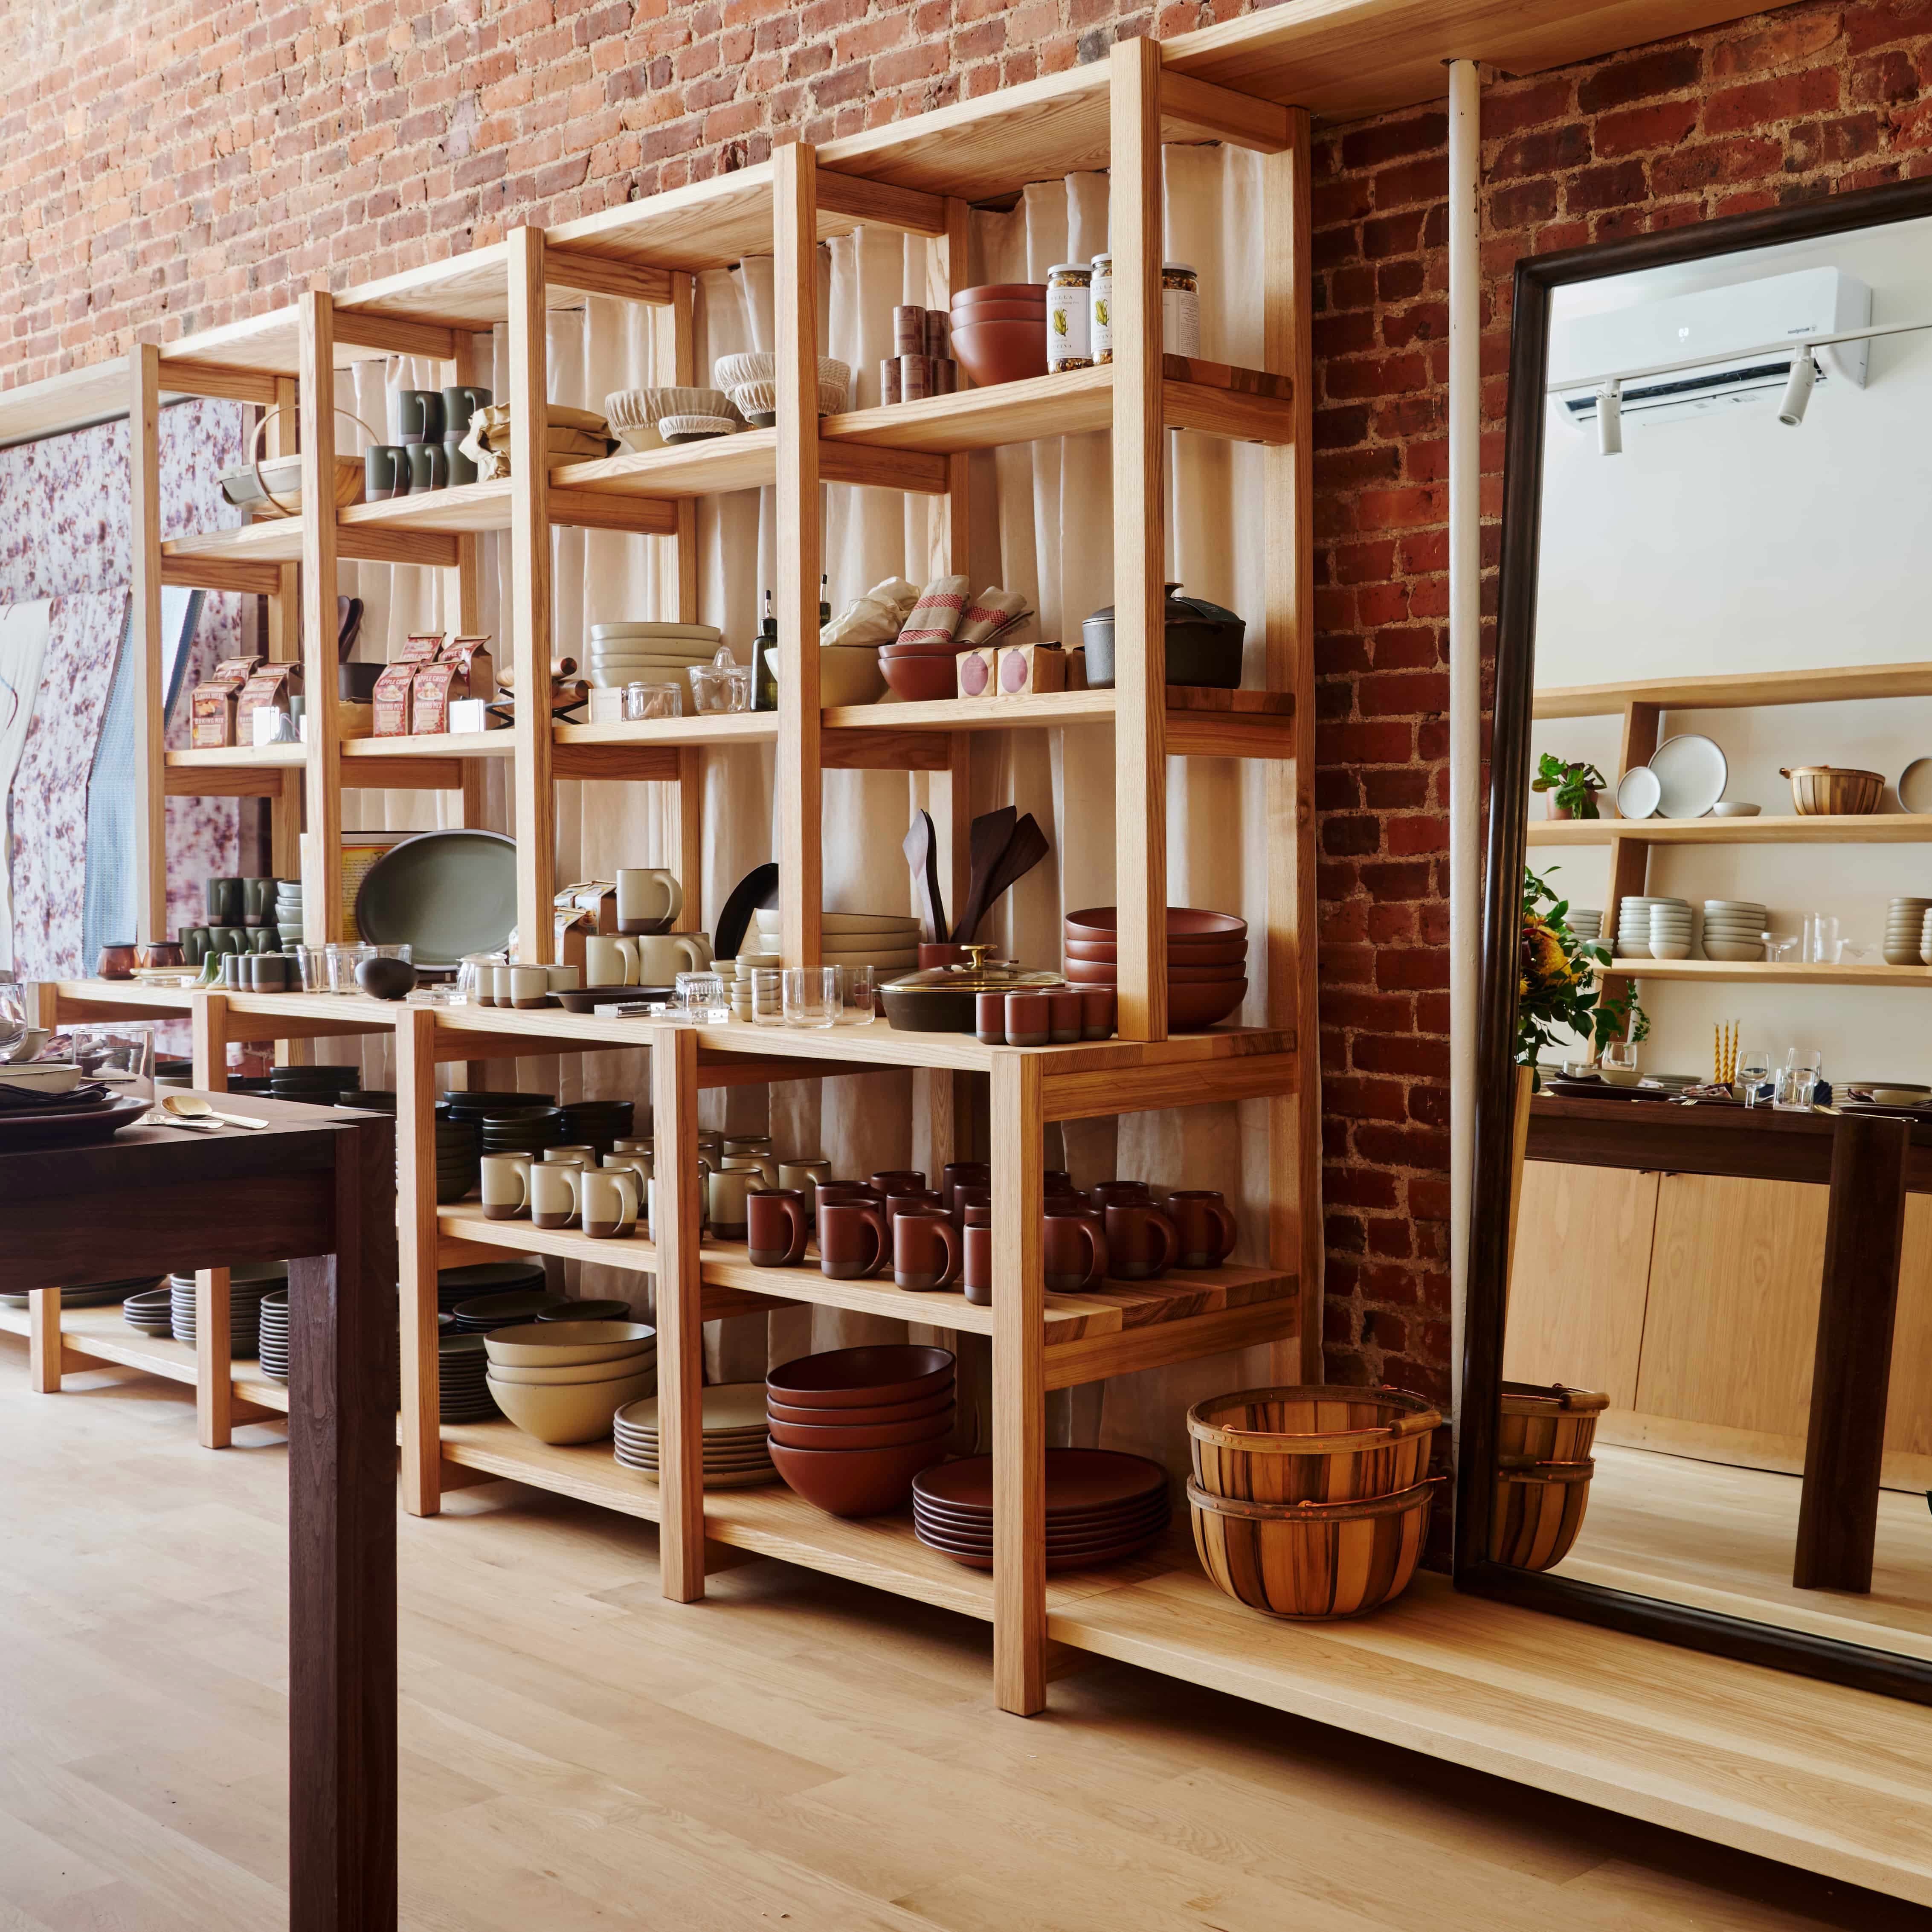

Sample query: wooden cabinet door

[1505,1160,1658,1409]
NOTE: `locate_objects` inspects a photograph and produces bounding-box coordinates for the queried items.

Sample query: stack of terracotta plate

[913,1449,1170,1571]
[1062,906,1247,1031]
[613,1383,777,1485]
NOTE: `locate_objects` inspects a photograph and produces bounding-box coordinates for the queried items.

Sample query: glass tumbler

[835,964,878,1026]
[783,966,838,1029]
[326,942,373,993]
[749,968,786,1027]
[624,680,682,721]
[293,943,328,992]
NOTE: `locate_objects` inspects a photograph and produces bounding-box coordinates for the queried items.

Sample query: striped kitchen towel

[895,575,971,649]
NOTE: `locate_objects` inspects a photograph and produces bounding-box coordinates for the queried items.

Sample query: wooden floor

[3,1342,1931,1932]
[1560,1443,1932,1662]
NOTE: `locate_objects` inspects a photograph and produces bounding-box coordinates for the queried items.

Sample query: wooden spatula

[949,806,1017,946]
[903,811,947,944]
[962,812,1049,943]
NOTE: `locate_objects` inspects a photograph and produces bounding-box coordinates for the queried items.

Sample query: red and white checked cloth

[894,574,972,648]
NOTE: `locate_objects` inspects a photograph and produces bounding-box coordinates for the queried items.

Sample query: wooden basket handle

[249,405,380,516]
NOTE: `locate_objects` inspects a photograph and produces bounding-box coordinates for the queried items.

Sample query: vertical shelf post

[659,274,706,926]
[298,294,344,947]
[775,142,824,972]
[507,227,556,961]
[129,344,166,948]
[1109,38,1169,1042]
[1601,699,1662,1027]
[651,1025,707,1601]
[191,991,236,1448]
[1265,112,1324,1378]
[396,1006,442,1517]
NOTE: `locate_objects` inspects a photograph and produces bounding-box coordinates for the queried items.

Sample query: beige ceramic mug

[580,1168,640,1239]
[530,1162,580,1230]
[604,1152,652,1195]
[721,1151,779,1187]
[584,935,633,988]
[480,1152,532,1221]
[647,1173,708,1237]
[778,1158,833,1218]
[544,1145,598,1166]
[616,867,683,934]
[632,932,711,982]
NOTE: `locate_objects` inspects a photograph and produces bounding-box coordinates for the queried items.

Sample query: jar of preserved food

[1162,262,1200,357]
[1047,263,1093,371]
[1089,253,1112,365]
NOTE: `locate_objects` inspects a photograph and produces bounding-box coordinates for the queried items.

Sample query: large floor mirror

[1463,175,1932,1702]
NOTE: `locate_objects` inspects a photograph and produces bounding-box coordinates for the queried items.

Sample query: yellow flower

[1520,916,1575,998]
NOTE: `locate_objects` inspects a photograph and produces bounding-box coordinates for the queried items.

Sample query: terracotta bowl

[879,639,969,658]
[951,283,1048,307]
[1063,956,1242,986]
[767,1343,955,1408]
[880,653,959,702]
[1064,906,1248,942]
[769,1437,951,1516]
[950,319,1048,388]
[946,299,1047,324]
[767,1411,955,1450]
[766,1385,955,1429]
[1063,935,1249,966]
[1068,978,1247,1030]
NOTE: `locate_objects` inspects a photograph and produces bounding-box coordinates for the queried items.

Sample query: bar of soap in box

[957,647,998,699]
[996,642,1065,696]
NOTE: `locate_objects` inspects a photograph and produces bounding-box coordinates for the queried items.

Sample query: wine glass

[1738,1047,1770,1107]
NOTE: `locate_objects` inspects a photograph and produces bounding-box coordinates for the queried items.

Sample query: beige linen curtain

[331,142,1296,1474]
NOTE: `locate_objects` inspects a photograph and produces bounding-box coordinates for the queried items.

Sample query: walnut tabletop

[0,1090,399,1931]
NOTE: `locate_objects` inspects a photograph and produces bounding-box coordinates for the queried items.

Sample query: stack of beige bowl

[754,907,921,976]
[613,1383,777,1486]
[587,622,725,692]
[483,1320,657,1445]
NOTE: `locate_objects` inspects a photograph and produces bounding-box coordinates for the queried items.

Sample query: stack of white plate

[1885,896,1932,966]
[586,622,724,691]
[1568,907,1602,943]
[1615,896,1691,960]
[1703,899,1768,962]
[613,1383,778,1487]
[753,907,921,973]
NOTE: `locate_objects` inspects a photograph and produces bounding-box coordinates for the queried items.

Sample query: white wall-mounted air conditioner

[1555,267,1871,431]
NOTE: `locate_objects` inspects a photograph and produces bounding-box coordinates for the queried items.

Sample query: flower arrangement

[1517,865,1646,1084]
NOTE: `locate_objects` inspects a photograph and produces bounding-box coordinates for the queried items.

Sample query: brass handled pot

[879,943,1062,1034]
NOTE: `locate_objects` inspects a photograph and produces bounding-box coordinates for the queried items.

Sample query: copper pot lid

[883,944,1062,995]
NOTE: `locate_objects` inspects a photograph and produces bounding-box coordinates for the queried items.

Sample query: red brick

[1577,44,1705,114]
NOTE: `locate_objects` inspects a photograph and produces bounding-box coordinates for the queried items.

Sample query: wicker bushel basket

[1186,1476,1436,1619]
[1187,1384,1442,1504]
[1497,1382,1609,1465]
[1489,1458,1595,1571]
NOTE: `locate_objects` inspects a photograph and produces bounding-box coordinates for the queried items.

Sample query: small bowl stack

[439,1332,499,1423]
[913,1450,1169,1572]
[1566,907,1602,946]
[274,879,303,937]
[484,1320,658,1446]
[1702,899,1768,962]
[556,1098,634,1158]
[168,1263,288,1358]
[586,622,725,692]
[268,1063,361,1108]
[1646,902,1693,960]
[452,1288,566,1334]
[766,1345,954,1516]
[435,1110,482,1204]
[950,284,1047,388]
[124,1284,176,1336]
[614,1383,777,1485]
[1886,896,1932,966]
[1063,906,1248,1032]
[1614,894,1691,960]
[752,906,921,977]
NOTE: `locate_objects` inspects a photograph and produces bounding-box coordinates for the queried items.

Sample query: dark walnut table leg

[287,1120,398,1930]
[1794,1112,1911,1595]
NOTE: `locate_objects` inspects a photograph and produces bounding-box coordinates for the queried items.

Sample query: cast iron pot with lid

[1082,584,1245,690]
[880,943,1061,1034]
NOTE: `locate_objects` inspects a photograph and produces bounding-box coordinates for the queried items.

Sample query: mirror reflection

[1505,207,1932,1663]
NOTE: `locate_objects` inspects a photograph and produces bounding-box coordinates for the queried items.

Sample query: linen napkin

[895,575,972,649]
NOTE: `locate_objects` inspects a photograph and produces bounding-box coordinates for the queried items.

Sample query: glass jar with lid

[1162,263,1201,357]
[1089,254,1112,364]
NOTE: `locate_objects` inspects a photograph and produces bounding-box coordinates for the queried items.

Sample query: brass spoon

[161,1094,269,1131]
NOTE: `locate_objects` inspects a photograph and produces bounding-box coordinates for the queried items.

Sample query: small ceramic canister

[818,1196,890,1280]
[975,992,1006,1045]
[1166,1189,1237,1268]
[1103,1201,1179,1281]
[1080,987,1116,1041]
[480,1152,533,1221]
[893,1205,961,1292]
[1004,990,1051,1047]
[1049,989,1082,1044]
[747,1188,810,1266]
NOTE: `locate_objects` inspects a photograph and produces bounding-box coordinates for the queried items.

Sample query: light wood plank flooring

[0,1337,1925,1932]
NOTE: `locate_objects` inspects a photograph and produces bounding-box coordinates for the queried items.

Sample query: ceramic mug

[869,1168,925,1199]
[746,1187,809,1266]
[251,952,289,991]
[530,1163,580,1230]
[406,441,449,492]
[1049,989,1083,1044]
[545,963,580,993]
[584,935,634,988]
[242,877,274,927]
[1089,1179,1154,1213]
[975,992,1006,1044]
[815,1181,878,1226]
[365,445,411,501]
[616,867,683,934]
[443,432,478,487]
[953,1185,991,1227]
[580,1168,640,1239]
[545,1145,599,1166]
[818,1197,889,1280]
[1166,1189,1237,1268]
[1104,1201,1178,1281]
[941,1161,991,1215]
[963,1221,993,1306]
[395,389,445,444]
[778,1159,833,1215]
[207,877,243,925]
[647,1172,709,1238]
[707,1166,757,1240]
[1043,1207,1108,1292]
[603,1152,652,1199]
[1081,987,1116,1041]
[695,1128,725,1164]
[632,933,711,981]
[722,1151,780,1187]
[481,1152,533,1221]
[1004,990,1051,1047]
[442,384,490,435]
[491,963,519,1006]
[886,1188,946,1226]
[508,964,549,1010]
[893,1205,961,1292]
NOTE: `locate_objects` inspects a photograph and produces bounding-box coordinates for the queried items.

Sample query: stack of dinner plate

[439,1331,500,1423]
[912,1449,1170,1573]
[586,623,725,691]
[257,1291,290,1380]
[1614,895,1691,960]
[167,1264,287,1358]
[613,1383,777,1486]
[1886,896,1932,966]
[123,1284,175,1336]
[2,1275,155,1311]
[1703,899,1769,962]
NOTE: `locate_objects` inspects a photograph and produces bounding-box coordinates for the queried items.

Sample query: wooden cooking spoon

[960,812,1049,943]
[949,806,1017,946]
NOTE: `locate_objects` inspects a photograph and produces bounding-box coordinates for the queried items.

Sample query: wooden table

[1526,1095,1917,1596]
[0,1093,397,1931]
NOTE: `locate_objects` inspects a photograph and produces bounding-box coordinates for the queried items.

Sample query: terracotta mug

[818,1197,890,1279]
[869,1168,925,1198]
[1090,1179,1153,1213]
[975,992,1006,1044]
[1104,1200,1179,1280]
[1043,1206,1109,1292]
[707,1165,757,1240]
[747,1187,809,1266]
[530,1162,580,1230]
[1049,989,1083,1044]
[580,1168,640,1239]
[886,1187,946,1226]
[1042,1169,1075,1196]
[1166,1189,1238,1268]
[480,1152,532,1221]
[953,1184,991,1227]
[893,1205,961,1292]
[815,1180,879,1224]
[963,1221,993,1305]
[1080,987,1116,1040]
[942,1160,991,1215]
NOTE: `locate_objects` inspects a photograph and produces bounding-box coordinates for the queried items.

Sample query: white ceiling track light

[1596,379,1623,455]
[1779,349,1817,425]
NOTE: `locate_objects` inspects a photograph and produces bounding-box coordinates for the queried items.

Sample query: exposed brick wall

[8,0,1932,1404]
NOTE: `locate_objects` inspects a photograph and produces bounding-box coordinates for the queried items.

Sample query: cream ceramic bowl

[816,644,888,708]
[487,1369,657,1445]
[484,1319,656,1367]
[487,1352,657,1387]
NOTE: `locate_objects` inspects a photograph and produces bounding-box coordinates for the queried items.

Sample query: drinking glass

[370,943,413,963]
[72,1024,154,1109]
[325,942,374,993]
[783,966,838,1029]
[292,943,328,992]
[624,681,682,721]
[1804,914,1840,964]
[835,964,878,1026]
[749,967,786,1027]
[1600,1038,1639,1078]
[1738,1048,1770,1107]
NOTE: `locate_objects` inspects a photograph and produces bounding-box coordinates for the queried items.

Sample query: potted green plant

[1517,865,1647,1089]
[1531,753,1607,820]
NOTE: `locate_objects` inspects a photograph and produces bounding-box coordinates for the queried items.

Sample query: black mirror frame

[1456,172,1932,1707]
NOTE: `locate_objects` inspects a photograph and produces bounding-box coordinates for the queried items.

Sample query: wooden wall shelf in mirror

[1463,171,1932,1707]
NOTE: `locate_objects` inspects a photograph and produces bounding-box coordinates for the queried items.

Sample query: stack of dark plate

[435,1259,548,1317]
[227,1075,275,1097]
[539,1297,635,1323]
[435,1110,482,1204]
[452,1288,567,1333]
[475,1106,567,1159]
[912,1449,1171,1572]
[268,1064,361,1109]
[339,1089,396,1112]
[124,1284,175,1335]
[439,1332,499,1422]
[443,1089,555,1126]
[258,1290,290,1379]
[2,1274,157,1311]
[0,1080,151,1151]
[167,1263,289,1358]
[556,1098,634,1158]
